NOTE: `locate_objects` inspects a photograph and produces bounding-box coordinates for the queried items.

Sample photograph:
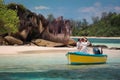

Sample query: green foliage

[71,12,120,37]
[0,0,19,34]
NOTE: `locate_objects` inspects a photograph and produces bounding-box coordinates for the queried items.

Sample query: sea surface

[0,52,120,80]
[0,38,120,80]
[73,38,120,48]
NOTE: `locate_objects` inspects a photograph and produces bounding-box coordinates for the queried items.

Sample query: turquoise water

[0,38,120,80]
[73,38,120,48]
[0,51,120,80]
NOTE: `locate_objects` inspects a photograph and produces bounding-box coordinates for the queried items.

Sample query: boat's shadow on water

[0,64,120,80]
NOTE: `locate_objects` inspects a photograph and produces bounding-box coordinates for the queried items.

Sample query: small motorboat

[66,52,107,65]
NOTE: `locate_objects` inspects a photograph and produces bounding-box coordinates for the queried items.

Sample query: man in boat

[93,47,103,54]
[76,38,81,51]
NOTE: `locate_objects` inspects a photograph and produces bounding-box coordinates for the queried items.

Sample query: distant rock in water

[92,45,108,48]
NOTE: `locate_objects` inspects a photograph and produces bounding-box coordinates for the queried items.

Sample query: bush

[0,0,19,34]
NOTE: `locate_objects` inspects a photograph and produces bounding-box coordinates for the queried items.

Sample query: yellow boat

[66,52,107,65]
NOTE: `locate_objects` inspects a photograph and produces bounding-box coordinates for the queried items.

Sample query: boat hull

[66,52,107,65]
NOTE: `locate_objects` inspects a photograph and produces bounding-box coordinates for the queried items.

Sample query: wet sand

[0,46,120,80]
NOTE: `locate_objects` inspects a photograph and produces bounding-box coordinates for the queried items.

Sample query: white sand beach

[0,46,120,60]
[0,46,76,54]
[0,46,119,54]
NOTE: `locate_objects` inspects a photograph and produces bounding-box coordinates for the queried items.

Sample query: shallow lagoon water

[0,50,120,80]
[73,38,120,48]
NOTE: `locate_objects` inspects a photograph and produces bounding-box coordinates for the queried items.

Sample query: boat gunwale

[67,52,107,57]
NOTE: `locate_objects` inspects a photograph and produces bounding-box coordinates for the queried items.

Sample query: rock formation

[0,3,75,46]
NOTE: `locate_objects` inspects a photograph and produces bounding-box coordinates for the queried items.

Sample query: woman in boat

[84,37,91,46]
[77,38,90,53]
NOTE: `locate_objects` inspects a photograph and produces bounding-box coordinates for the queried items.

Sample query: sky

[4,0,120,23]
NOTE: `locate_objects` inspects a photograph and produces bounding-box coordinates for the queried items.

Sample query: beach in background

[0,46,120,80]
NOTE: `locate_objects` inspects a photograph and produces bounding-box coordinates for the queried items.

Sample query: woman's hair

[80,38,84,42]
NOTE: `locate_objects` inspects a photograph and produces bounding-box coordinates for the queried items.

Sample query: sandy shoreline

[0,46,120,56]
[0,46,76,54]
